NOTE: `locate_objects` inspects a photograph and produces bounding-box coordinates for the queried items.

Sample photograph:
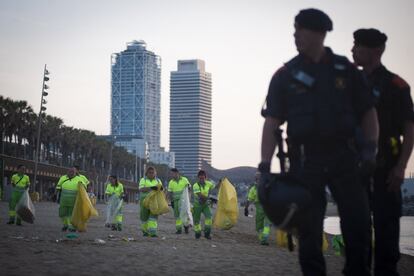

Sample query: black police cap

[353,28,387,48]
[295,8,333,32]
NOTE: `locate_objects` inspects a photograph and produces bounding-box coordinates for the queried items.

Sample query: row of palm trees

[0,96,167,180]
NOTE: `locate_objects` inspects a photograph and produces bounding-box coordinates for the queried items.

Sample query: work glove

[359,141,377,176]
[244,206,249,217]
[56,191,61,204]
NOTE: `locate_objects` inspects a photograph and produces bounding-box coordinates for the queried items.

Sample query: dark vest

[284,54,357,144]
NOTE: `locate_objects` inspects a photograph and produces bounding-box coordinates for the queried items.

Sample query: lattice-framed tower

[111,40,161,152]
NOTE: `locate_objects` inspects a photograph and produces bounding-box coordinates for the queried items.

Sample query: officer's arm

[360,107,379,145]
[399,122,414,168]
[388,121,414,192]
[261,117,282,164]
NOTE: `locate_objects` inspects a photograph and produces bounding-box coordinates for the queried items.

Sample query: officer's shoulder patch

[391,75,409,90]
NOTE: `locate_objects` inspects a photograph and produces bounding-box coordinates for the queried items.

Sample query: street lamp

[33,64,50,193]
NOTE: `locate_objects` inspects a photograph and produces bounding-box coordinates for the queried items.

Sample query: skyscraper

[111,40,161,156]
[170,60,212,177]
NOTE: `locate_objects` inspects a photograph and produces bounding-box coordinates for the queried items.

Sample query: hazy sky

[1,0,413,173]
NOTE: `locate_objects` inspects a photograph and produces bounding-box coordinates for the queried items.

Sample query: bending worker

[105,175,124,231]
[138,166,162,237]
[7,165,30,226]
[167,168,190,234]
[245,172,271,245]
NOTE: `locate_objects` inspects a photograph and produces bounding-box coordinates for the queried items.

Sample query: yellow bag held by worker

[71,183,99,232]
[213,177,239,230]
[143,190,169,215]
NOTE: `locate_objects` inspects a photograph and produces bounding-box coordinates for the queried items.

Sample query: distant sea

[324,216,414,256]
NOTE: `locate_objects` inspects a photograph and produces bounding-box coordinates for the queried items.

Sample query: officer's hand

[258,162,272,189]
[359,141,377,176]
[150,186,158,191]
[244,206,249,217]
[387,164,405,192]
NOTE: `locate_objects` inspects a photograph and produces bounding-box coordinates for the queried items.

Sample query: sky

[1,0,413,173]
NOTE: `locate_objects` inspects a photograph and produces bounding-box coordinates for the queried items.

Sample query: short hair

[145,166,156,176]
[170,168,179,173]
[73,165,80,170]
[197,170,206,177]
[17,164,25,169]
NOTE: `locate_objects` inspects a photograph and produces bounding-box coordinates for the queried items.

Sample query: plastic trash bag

[16,190,35,223]
[143,190,170,215]
[275,230,328,251]
[275,229,295,248]
[105,195,123,224]
[213,177,239,230]
[179,188,193,227]
[71,183,98,232]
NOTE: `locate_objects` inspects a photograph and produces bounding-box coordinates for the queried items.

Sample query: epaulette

[391,75,410,90]
[273,65,288,76]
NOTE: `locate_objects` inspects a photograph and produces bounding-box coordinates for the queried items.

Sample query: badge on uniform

[335,77,346,90]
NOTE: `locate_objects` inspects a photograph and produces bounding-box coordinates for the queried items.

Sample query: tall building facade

[170,60,212,177]
[111,40,161,156]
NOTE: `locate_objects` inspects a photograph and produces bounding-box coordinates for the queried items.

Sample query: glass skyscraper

[111,40,161,155]
[170,60,212,178]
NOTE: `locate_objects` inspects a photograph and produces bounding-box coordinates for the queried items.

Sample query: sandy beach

[0,202,413,275]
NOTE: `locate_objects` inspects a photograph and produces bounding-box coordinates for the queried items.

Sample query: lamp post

[33,64,50,193]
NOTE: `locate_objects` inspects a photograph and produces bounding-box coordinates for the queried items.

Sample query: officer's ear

[376,45,385,57]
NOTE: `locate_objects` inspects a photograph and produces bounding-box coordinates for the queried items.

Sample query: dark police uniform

[354,28,414,276]
[369,66,413,275]
[262,47,374,276]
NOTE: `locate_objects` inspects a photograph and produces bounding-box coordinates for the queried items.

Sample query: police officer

[352,28,414,276]
[259,9,379,276]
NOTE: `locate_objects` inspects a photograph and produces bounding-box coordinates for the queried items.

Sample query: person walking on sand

[192,170,220,240]
[259,8,379,275]
[7,165,30,226]
[167,168,191,234]
[245,172,271,245]
[56,166,87,232]
[105,175,125,231]
[138,166,163,237]
[352,28,414,275]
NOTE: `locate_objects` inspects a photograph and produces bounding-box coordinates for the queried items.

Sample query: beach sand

[0,202,412,275]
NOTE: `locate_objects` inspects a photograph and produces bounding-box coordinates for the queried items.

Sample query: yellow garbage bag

[275,229,295,248]
[213,177,239,230]
[71,183,99,232]
[142,190,170,215]
[276,230,328,252]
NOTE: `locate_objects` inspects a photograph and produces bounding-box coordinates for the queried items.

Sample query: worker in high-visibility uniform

[74,165,90,186]
[7,165,30,225]
[192,170,220,240]
[139,166,163,237]
[167,168,190,234]
[245,172,271,245]
[105,175,124,231]
[56,167,87,232]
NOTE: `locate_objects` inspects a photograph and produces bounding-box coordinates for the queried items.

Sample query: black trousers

[291,145,371,276]
[370,165,402,276]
